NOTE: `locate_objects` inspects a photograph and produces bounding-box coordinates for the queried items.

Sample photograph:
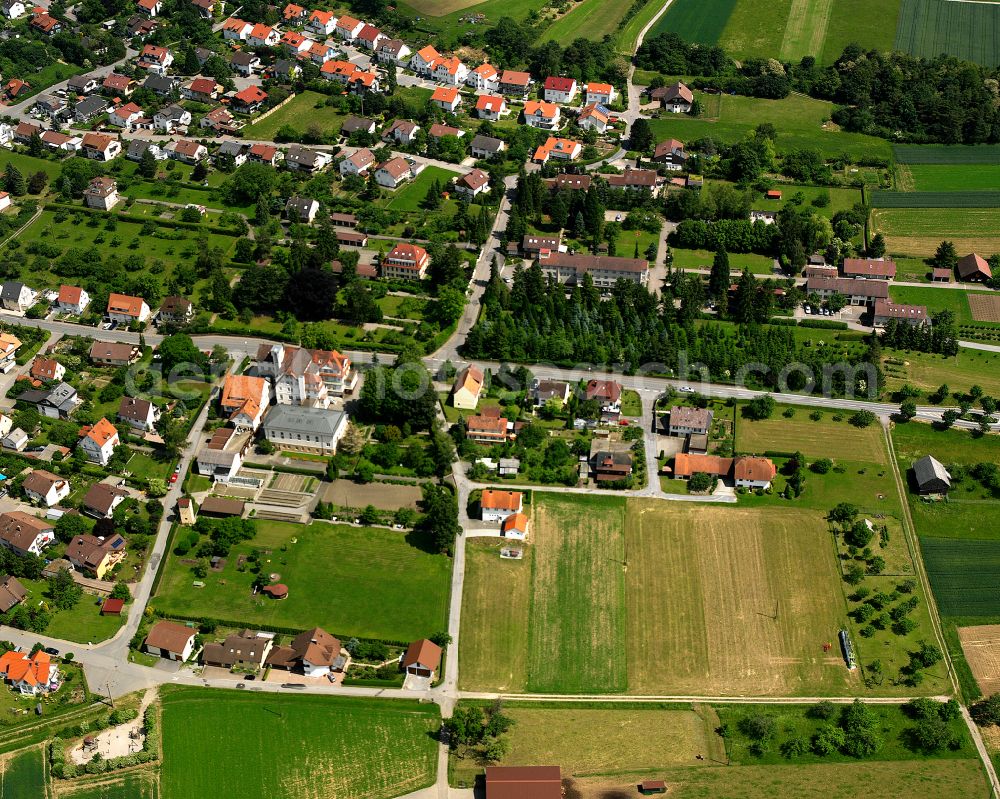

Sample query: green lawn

[376,294,428,320]
[59,773,159,799]
[385,166,462,213]
[888,285,985,325]
[671,247,775,274]
[619,389,642,417]
[539,0,634,44]
[242,90,349,140]
[0,746,45,795]
[153,520,451,641]
[19,579,125,644]
[0,151,64,184]
[1,209,237,293]
[161,688,439,799]
[821,0,900,63]
[648,92,892,159]
[124,451,172,482]
[649,0,738,45]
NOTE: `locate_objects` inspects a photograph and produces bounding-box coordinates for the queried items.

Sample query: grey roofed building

[216,140,248,158]
[285,195,318,221]
[263,405,347,453]
[143,74,175,95]
[157,103,187,121]
[67,74,96,93]
[272,58,299,78]
[194,46,213,65]
[470,134,504,154]
[202,630,272,668]
[126,139,164,161]
[231,50,259,70]
[18,382,79,419]
[74,95,108,120]
[912,455,951,494]
[668,405,713,436]
[285,145,327,171]
[341,115,375,134]
[0,281,33,310]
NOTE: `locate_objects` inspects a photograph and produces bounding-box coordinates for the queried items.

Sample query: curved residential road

[623,0,677,135]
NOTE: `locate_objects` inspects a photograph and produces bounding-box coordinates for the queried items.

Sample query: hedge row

[798,319,849,330]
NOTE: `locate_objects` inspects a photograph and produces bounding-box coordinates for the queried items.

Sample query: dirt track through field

[780,0,834,60]
[625,502,858,695]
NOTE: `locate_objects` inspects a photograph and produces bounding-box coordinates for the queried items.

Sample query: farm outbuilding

[912,455,951,494]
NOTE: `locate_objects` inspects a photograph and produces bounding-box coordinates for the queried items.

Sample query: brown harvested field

[318,479,422,510]
[458,538,531,692]
[736,403,888,463]
[969,294,1000,323]
[959,624,1000,696]
[404,0,483,14]
[625,502,858,695]
[565,759,990,799]
[881,235,1000,259]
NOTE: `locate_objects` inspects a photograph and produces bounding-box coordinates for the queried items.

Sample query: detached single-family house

[159,295,194,325]
[29,357,65,383]
[375,157,413,189]
[0,332,20,372]
[475,94,506,120]
[248,143,280,166]
[531,379,570,407]
[102,73,134,97]
[57,285,89,315]
[452,365,484,410]
[306,9,336,35]
[456,168,490,199]
[467,63,499,93]
[376,38,410,66]
[82,482,129,519]
[578,103,609,133]
[913,455,951,494]
[584,82,616,106]
[285,196,319,224]
[89,342,140,367]
[230,50,260,77]
[22,470,70,507]
[533,137,581,163]
[433,56,468,86]
[181,77,221,103]
[110,102,144,130]
[138,44,173,74]
[340,147,375,176]
[201,106,239,134]
[247,23,279,47]
[154,104,191,133]
[107,293,151,325]
[145,621,196,662]
[654,81,693,113]
[231,85,267,114]
[668,405,712,436]
[79,418,120,465]
[480,489,522,523]
[401,639,442,679]
[65,532,127,579]
[221,17,252,40]
[0,511,55,557]
[383,118,419,144]
[2,0,26,19]
[137,0,160,15]
[0,649,58,695]
[409,45,441,76]
[544,76,577,104]
[167,139,208,165]
[74,95,108,122]
[335,14,365,40]
[0,281,36,312]
[470,134,505,159]
[733,456,777,489]
[872,300,928,328]
[83,176,120,211]
[653,138,686,170]
[501,512,528,539]
[499,69,531,97]
[285,146,332,174]
[221,374,269,432]
[430,86,461,113]
[81,132,121,161]
[0,575,26,613]
[118,396,159,432]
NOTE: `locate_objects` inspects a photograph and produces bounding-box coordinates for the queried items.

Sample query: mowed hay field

[777,0,834,60]
[459,538,532,691]
[649,0,738,46]
[526,495,627,693]
[160,689,438,799]
[566,760,990,799]
[450,703,725,786]
[871,207,1000,258]
[959,625,1000,696]
[539,0,636,44]
[895,0,1000,65]
[736,402,888,463]
[625,502,856,695]
[899,163,1000,192]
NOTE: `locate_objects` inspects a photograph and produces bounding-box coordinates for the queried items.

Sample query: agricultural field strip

[894,144,1000,164]
[872,191,1000,208]
[895,0,1000,65]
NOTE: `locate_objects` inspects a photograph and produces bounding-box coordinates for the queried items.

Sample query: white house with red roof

[56,285,89,314]
[430,86,461,112]
[0,650,58,695]
[136,0,160,15]
[356,24,386,50]
[107,293,150,325]
[232,85,267,113]
[544,76,577,103]
[245,23,276,47]
[335,14,365,40]
[584,82,616,106]
[524,100,560,130]
[375,157,413,189]
[382,242,429,280]
[466,63,499,93]
[109,102,144,130]
[306,9,336,35]
[339,147,375,176]
[475,94,506,120]
[578,103,610,133]
[280,30,311,55]
[221,17,252,40]
[79,418,120,465]
[433,56,468,86]
[138,44,173,74]
[456,168,490,199]
[409,45,441,76]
